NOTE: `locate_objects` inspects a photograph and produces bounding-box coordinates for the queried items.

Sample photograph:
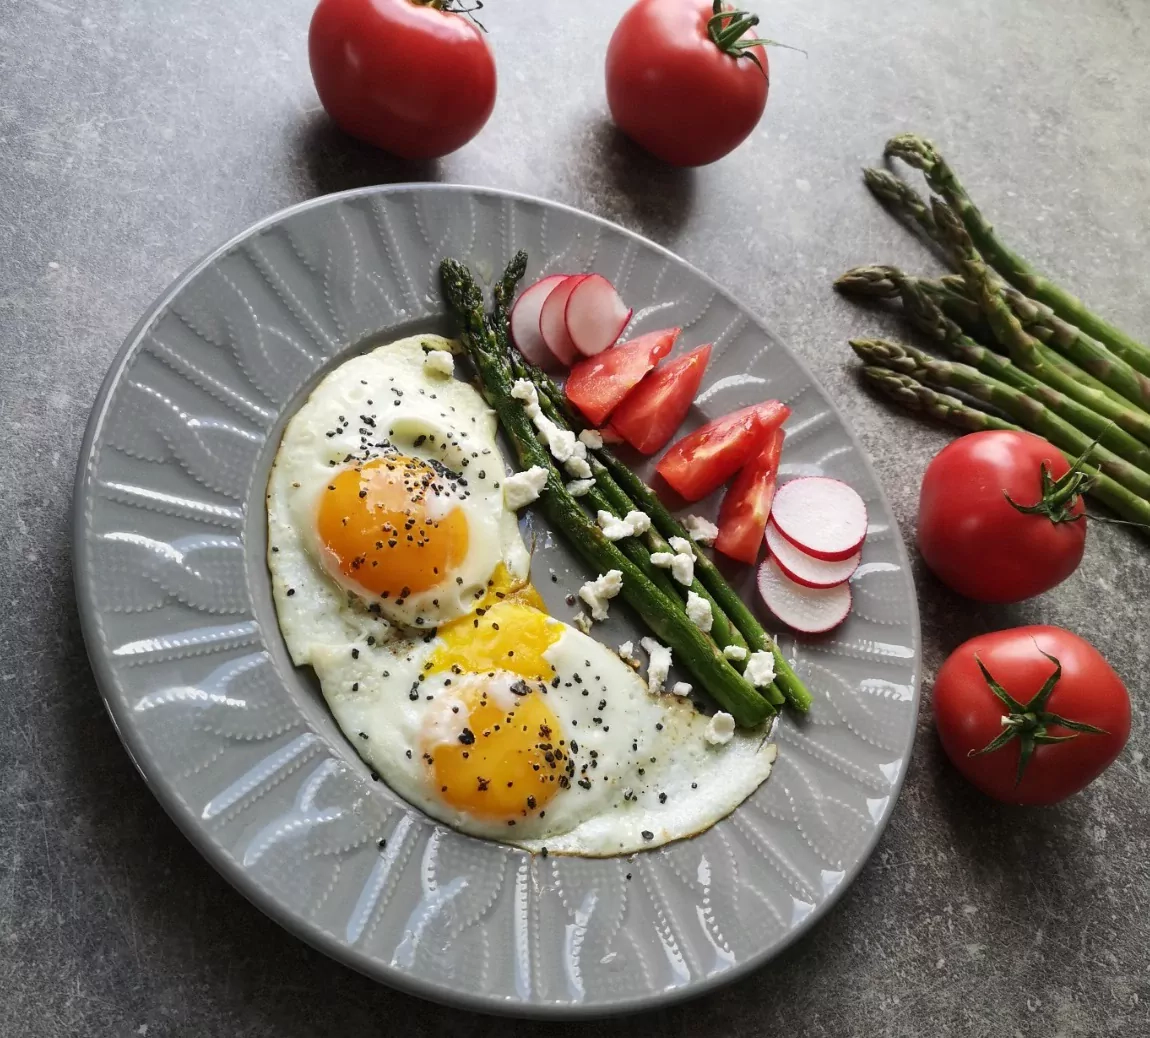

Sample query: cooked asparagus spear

[441,258,776,727]
[884,133,1150,378]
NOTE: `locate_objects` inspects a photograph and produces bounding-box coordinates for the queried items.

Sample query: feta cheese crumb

[617,641,639,668]
[723,644,748,661]
[685,591,713,633]
[650,551,675,568]
[597,510,636,541]
[623,510,651,536]
[705,712,736,746]
[745,650,777,688]
[534,412,578,462]
[668,536,693,555]
[565,455,593,479]
[511,379,540,414]
[423,349,455,377]
[684,515,719,545]
[425,351,455,379]
[578,428,604,450]
[572,611,593,634]
[503,466,549,510]
[670,552,695,586]
[670,681,693,697]
[640,637,673,693]
[566,478,596,497]
[578,569,623,621]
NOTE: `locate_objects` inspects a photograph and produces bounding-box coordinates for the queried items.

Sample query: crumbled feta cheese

[566,478,596,497]
[422,349,454,377]
[668,536,693,555]
[578,428,604,450]
[572,611,593,634]
[597,510,636,541]
[670,681,693,697]
[565,455,593,479]
[571,439,588,460]
[534,412,578,462]
[503,466,549,510]
[640,637,673,693]
[684,515,719,546]
[685,591,713,633]
[578,570,623,621]
[511,379,540,414]
[617,641,639,668]
[623,511,651,536]
[705,712,736,746]
[723,644,748,661]
[745,650,777,688]
[650,552,675,568]
[670,552,695,586]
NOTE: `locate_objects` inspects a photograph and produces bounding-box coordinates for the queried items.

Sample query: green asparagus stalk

[441,258,775,728]
[501,325,812,713]
[860,367,1150,527]
[861,167,950,257]
[885,133,1150,377]
[932,199,1150,450]
[838,267,1150,474]
[852,338,1150,501]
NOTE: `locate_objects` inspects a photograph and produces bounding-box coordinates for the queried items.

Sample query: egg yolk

[425,680,568,821]
[427,599,561,682]
[316,455,469,600]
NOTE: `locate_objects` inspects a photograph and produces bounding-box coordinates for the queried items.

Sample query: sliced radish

[510,275,567,369]
[770,477,868,562]
[539,274,588,366]
[757,558,852,634]
[565,274,633,358]
[765,520,861,589]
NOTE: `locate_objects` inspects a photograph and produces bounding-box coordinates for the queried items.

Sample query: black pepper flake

[351,648,359,659]
[658,793,667,804]
[458,728,476,745]
[357,731,368,740]
[378,838,387,849]
[477,777,489,792]
[285,588,296,597]
[641,830,654,842]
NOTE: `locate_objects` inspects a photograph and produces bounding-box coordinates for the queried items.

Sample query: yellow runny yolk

[315,455,469,600]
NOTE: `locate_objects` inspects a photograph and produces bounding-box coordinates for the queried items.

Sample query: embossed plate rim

[74,183,921,1018]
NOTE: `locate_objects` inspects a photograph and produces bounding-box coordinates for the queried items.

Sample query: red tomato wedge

[714,429,785,564]
[610,344,712,454]
[655,401,790,502]
[564,328,680,426]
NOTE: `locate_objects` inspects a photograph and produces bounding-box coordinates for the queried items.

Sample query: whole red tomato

[606,0,770,166]
[917,430,1087,603]
[934,626,1130,805]
[309,0,496,160]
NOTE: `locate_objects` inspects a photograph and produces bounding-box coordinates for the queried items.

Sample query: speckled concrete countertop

[2,1,1148,1034]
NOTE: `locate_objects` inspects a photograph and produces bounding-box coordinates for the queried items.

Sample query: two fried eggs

[267,335,775,856]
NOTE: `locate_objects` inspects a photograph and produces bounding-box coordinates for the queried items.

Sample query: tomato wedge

[610,344,712,454]
[564,328,679,425]
[655,401,790,502]
[714,429,785,564]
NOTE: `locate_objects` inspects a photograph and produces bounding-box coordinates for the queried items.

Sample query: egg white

[267,334,529,655]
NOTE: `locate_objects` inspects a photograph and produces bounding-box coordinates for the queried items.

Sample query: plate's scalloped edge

[73,184,922,1019]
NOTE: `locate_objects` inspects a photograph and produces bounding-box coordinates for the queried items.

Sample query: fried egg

[268,336,776,857]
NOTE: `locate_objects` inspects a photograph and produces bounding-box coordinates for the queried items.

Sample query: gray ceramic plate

[74,185,920,1017]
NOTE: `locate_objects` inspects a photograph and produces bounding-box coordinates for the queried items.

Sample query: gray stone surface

[1,0,1148,1033]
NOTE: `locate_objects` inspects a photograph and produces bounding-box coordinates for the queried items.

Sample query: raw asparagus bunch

[884,133,1150,378]
[861,368,1150,527]
[441,256,812,726]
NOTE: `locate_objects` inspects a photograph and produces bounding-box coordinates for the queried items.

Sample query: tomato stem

[967,650,1107,786]
[414,0,487,32]
[706,1,804,75]
[1003,437,1097,524]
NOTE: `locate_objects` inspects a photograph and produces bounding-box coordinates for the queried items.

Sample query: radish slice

[765,521,861,589]
[565,274,632,357]
[770,477,868,562]
[758,558,852,634]
[539,275,588,366]
[510,275,567,369]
